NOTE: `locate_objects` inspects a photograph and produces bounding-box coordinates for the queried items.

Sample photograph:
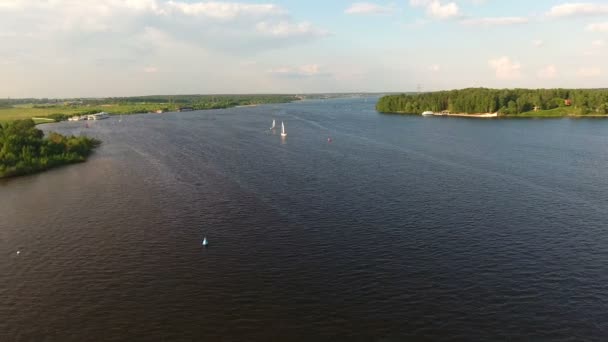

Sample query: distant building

[565,99,572,106]
[533,105,540,112]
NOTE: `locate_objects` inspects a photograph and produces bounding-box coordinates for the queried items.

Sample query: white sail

[281,122,287,137]
[271,119,275,129]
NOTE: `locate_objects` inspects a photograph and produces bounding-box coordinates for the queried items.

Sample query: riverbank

[376,88,608,118]
[0,119,100,179]
[0,94,299,123]
[388,111,499,118]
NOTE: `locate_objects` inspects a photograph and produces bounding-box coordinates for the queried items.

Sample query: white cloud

[488,56,522,79]
[586,22,608,32]
[461,17,529,26]
[537,65,557,79]
[546,3,608,18]
[0,1,328,46]
[345,2,395,15]
[143,66,158,73]
[428,64,440,72]
[165,1,286,19]
[267,64,329,78]
[592,39,605,47]
[427,1,460,19]
[533,39,544,47]
[410,0,460,19]
[577,67,601,77]
[256,21,329,38]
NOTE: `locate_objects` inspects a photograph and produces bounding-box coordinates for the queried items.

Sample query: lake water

[2,98,608,340]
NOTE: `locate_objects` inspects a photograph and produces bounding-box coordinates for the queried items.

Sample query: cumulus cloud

[537,65,557,79]
[143,66,158,73]
[345,2,395,15]
[461,16,528,26]
[427,1,460,19]
[576,67,601,77]
[586,22,608,32]
[410,0,460,19]
[488,56,522,79]
[546,3,608,18]
[0,1,328,51]
[267,64,330,78]
[532,39,544,47]
[592,39,605,47]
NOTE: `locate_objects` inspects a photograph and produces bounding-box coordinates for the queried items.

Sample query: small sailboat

[202,237,208,246]
[281,121,287,137]
[270,119,276,130]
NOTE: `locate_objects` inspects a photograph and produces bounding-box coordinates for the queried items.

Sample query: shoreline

[382,111,608,119]
[441,112,497,118]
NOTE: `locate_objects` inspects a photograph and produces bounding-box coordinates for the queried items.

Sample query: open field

[0,95,299,123]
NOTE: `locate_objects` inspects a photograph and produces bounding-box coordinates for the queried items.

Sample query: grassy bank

[0,94,299,123]
[0,119,100,179]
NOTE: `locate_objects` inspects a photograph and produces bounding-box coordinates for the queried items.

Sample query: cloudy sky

[0,0,607,97]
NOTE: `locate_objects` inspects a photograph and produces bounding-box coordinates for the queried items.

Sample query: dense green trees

[376,88,608,115]
[0,119,100,178]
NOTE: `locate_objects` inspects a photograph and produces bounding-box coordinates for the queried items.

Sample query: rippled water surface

[2,98,608,340]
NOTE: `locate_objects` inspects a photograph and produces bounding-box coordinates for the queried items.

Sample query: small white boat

[281,122,287,137]
[421,111,435,116]
[202,237,208,246]
[270,119,276,130]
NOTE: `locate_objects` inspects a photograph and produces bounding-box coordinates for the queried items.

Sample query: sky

[0,0,607,97]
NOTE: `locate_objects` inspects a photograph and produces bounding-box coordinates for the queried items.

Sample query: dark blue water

[2,98,608,340]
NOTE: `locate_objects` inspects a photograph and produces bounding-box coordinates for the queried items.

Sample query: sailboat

[281,122,287,137]
[202,237,208,246]
[270,119,276,130]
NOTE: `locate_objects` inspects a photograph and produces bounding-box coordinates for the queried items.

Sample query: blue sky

[0,0,607,97]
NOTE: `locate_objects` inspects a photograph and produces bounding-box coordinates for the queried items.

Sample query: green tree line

[376,88,608,115]
[0,119,100,178]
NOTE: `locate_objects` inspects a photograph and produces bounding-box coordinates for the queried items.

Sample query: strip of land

[377,88,608,118]
[0,94,299,123]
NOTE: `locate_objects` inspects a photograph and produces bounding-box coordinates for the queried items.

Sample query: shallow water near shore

[2,97,608,340]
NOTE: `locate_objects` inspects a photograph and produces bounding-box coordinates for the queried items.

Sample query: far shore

[386,111,608,119]
[441,112,498,118]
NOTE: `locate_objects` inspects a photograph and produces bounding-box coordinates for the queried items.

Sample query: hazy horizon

[1,0,607,98]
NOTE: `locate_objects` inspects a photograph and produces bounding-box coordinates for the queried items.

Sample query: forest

[0,119,100,178]
[376,88,608,116]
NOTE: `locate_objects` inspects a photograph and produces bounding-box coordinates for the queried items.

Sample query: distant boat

[202,237,208,246]
[281,122,287,137]
[270,119,276,130]
[422,111,434,116]
[327,137,332,143]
